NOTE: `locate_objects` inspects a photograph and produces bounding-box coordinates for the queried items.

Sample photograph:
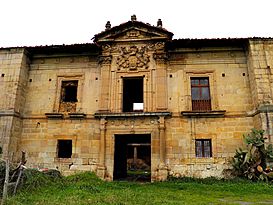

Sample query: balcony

[192,99,211,111]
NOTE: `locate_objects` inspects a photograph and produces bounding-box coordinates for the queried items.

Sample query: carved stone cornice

[101,44,111,53]
[154,42,165,51]
[153,52,169,62]
[99,55,112,65]
[116,45,150,70]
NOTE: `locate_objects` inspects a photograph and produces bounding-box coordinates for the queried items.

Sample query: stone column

[157,116,168,181]
[97,118,107,179]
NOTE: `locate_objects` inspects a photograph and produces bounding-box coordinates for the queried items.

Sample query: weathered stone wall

[168,47,253,114]
[165,117,253,178]
[21,118,100,173]
[20,54,101,173]
[23,55,100,115]
[164,46,254,177]
[247,39,273,142]
[0,48,29,159]
[1,36,273,181]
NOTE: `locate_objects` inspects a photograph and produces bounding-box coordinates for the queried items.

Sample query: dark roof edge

[1,37,273,51]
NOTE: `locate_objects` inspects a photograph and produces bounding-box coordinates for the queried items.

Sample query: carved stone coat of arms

[116,46,150,70]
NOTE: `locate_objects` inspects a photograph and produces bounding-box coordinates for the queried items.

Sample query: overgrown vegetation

[4,172,273,205]
[232,128,273,181]
[0,161,61,196]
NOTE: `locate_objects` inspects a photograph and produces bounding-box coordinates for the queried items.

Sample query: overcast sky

[0,0,272,47]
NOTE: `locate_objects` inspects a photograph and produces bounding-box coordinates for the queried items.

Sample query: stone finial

[157,19,162,27]
[131,14,137,21]
[105,21,111,30]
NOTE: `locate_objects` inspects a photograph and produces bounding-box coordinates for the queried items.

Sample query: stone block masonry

[0,17,272,181]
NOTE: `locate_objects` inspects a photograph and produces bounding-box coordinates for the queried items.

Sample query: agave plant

[231,128,273,181]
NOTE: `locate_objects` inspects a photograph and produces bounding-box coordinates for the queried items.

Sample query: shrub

[231,128,273,181]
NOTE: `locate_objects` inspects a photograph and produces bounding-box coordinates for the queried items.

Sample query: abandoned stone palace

[0,16,273,181]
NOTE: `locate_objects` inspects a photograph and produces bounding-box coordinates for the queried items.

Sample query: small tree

[232,128,273,181]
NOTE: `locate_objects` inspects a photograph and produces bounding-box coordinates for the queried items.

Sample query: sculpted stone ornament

[126,30,140,38]
[153,52,169,62]
[99,55,112,65]
[116,46,150,70]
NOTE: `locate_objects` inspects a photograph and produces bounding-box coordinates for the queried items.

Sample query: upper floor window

[190,77,211,111]
[61,80,78,102]
[123,77,143,112]
[59,80,78,112]
[195,139,212,158]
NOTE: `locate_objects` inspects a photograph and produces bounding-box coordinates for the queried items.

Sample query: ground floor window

[57,140,72,158]
[195,139,212,158]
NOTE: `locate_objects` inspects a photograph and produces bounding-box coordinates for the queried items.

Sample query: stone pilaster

[97,118,107,179]
[247,39,273,142]
[0,48,29,161]
[98,45,112,112]
[157,116,168,181]
[153,43,168,111]
[247,40,273,108]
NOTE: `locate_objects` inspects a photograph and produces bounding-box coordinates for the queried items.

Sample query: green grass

[6,172,273,205]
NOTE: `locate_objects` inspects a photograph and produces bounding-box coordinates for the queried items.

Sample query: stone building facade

[0,16,273,181]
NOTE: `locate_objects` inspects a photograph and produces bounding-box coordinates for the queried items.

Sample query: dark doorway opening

[123,77,143,112]
[114,134,151,181]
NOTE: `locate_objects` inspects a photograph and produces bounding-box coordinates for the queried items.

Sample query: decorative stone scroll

[116,46,150,70]
[99,55,112,65]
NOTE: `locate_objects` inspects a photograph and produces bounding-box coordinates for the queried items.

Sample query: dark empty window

[191,77,211,111]
[61,81,78,102]
[57,140,72,158]
[123,77,143,112]
[195,139,212,158]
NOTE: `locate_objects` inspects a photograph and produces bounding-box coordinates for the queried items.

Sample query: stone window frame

[53,135,78,162]
[185,70,219,111]
[195,139,212,158]
[53,74,84,113]
[191,133,218,162]
[114,71,151,112]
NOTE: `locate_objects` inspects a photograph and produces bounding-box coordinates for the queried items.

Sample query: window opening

[191,77,211,111]
[123,77,143,112]
[195,139,212,158]
[57,140,72,158]
[59,80,78,112]
[61,80,78,102]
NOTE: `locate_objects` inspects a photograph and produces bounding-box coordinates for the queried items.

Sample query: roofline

[1,37,273,51]
[93,20,174,42]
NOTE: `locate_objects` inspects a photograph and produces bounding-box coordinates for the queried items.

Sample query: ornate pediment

[93,20,173,43]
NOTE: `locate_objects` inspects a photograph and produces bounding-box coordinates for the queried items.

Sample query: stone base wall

[21,118,100,171]
[169,163,231,178]
[19,115,254,180]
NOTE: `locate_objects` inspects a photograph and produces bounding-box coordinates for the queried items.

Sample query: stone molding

[94,112,171,118]
[181,110,226,117]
